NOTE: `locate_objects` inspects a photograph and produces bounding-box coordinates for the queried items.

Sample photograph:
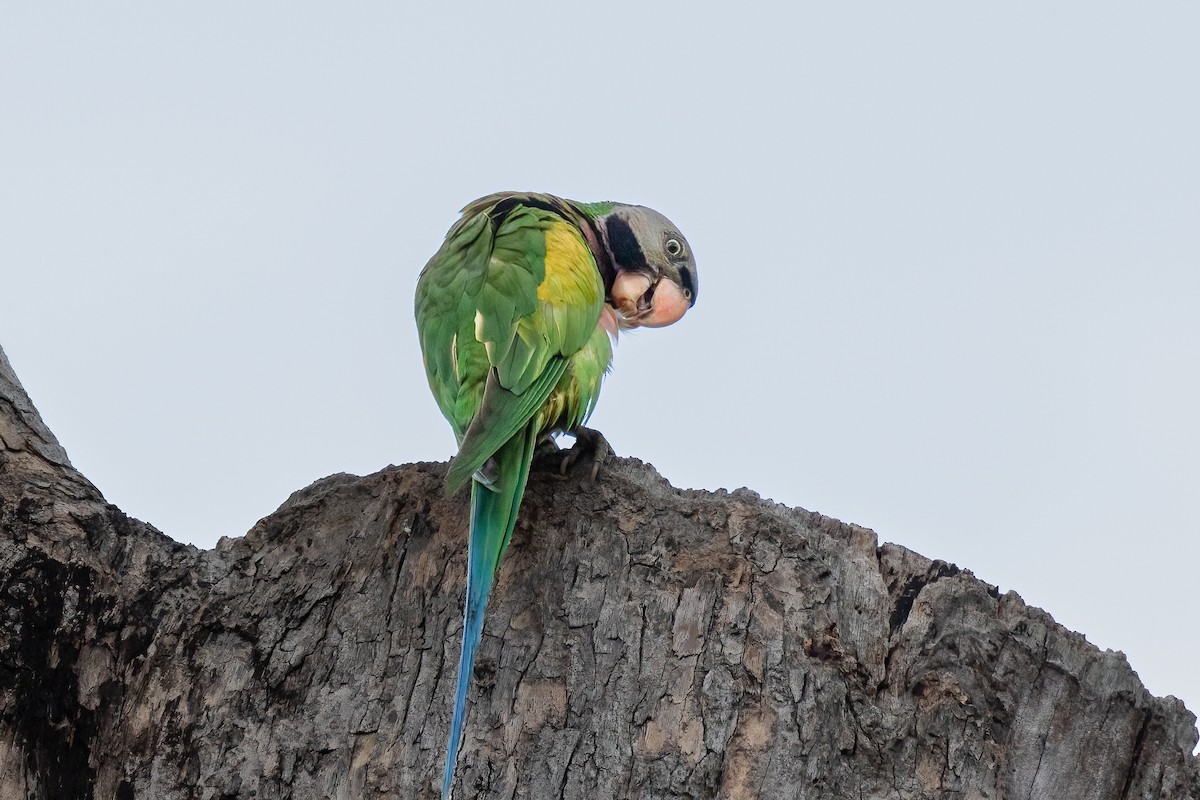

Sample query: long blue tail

[442,429,536,798]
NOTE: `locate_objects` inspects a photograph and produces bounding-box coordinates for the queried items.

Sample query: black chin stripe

[679,266,696,305]
[605,215,648,272]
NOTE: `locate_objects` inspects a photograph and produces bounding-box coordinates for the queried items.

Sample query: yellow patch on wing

[537,221,596,304]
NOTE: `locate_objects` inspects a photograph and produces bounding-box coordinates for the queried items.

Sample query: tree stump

[1,343,1197,799]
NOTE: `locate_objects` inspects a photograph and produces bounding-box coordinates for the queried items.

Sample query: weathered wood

[2,342,1198,799]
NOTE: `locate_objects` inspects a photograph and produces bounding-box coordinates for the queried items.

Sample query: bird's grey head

[596,204,697,329]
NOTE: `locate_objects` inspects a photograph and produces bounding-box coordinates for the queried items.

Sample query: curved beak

[612,271,691,329]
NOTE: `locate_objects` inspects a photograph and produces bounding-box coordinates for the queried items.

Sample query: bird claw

[532,428,613,484]
[531,436,570,481]
[557,426,612,485]
[472,456,499,489]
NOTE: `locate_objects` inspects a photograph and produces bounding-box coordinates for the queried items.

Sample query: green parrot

[414,191,697,798]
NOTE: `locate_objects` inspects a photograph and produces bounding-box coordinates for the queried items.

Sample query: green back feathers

[416,195,609,493]
[571,200,619,218]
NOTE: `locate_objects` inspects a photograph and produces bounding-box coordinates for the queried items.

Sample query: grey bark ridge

[1,342,1197,800]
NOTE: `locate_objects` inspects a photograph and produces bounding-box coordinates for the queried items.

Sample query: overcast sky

[2,3,1197,737]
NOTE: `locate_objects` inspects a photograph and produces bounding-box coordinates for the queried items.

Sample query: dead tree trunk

[1,343,1197,800]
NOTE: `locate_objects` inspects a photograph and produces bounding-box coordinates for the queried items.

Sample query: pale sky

[2,4,1197,737]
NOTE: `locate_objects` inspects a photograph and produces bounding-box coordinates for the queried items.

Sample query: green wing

[414,196,606,492]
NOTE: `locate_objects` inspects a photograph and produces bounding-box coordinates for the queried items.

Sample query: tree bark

[1,342,1197,800]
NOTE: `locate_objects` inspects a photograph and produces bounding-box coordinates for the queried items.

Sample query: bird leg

[532,433,563,464]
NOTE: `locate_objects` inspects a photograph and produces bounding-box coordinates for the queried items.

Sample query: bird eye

[665,238,682,257]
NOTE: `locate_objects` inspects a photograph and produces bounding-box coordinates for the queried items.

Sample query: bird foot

[556,426,613,485]
[472,456,499,490]
[532,434,563,465]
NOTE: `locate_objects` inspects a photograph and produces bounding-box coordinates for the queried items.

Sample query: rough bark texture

[1,342,1198,800]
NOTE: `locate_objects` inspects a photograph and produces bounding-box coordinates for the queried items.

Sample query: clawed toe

[556,426,612,485]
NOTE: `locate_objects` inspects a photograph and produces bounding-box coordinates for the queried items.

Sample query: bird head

[590,204,698,330]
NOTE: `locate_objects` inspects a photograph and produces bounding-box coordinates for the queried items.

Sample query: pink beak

[612,270,691,329]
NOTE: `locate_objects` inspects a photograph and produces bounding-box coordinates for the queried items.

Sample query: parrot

[413,191,697,798]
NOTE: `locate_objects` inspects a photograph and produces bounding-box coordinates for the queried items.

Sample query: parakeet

[414,191,697,798]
